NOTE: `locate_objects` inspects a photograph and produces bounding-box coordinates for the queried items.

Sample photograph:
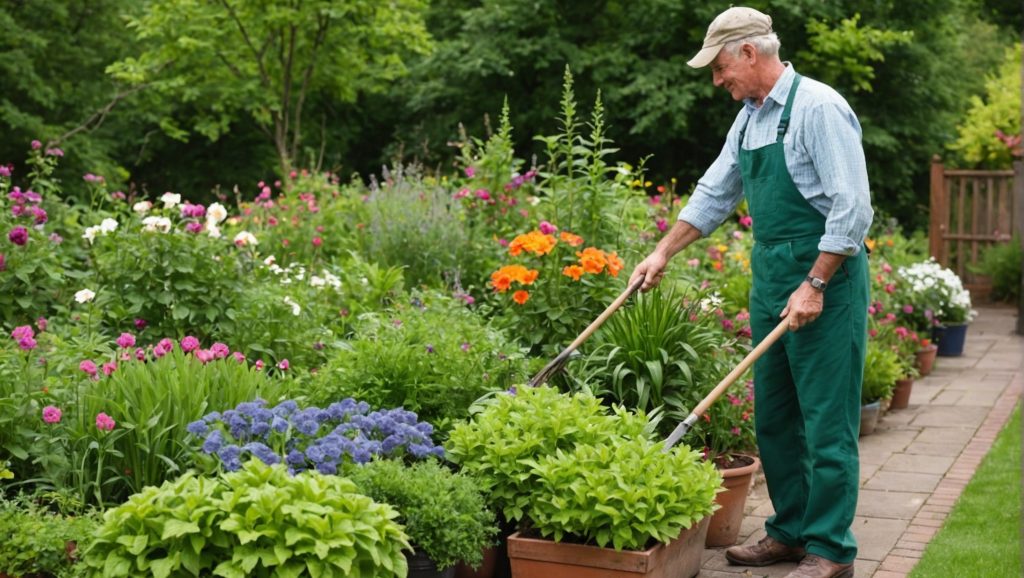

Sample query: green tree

[948,43,1022,168]
[109,0,432,176]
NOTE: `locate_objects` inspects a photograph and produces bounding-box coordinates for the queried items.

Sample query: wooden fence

[928,156,1017,298]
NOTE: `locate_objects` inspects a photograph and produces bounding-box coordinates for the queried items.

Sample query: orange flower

[490,265,539,292]
[509,231,557,256]
[512,290,530,305]
[562,264,584,281]
[605,251,624,277]
[577,247,607,275]
[559,231,584,247]
[865,238,877,252]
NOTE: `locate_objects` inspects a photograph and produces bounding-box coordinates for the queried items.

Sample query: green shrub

[309,292,526,433]
[34,347,284,508]
[444,386,651,524]
[0,496,99,578]
[346,459,498,570]
[971,237,1021,302]
[528,436,721,550]
[862,341,901,404]
[81,460,410,578]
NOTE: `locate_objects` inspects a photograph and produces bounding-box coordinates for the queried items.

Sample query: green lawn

[909,403,1021,578]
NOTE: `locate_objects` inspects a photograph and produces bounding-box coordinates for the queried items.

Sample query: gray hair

[723,33,781,57]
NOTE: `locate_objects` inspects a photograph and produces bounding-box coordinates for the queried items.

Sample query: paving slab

[909,405,990,428]
[863,471,942,493]
[855,489,929,519]
[851,517,910,561]
[880,453,955,475]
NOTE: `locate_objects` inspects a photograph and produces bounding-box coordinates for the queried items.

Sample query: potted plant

[860,342,901,435]
[868,317,921,410]
[896,258,976,356]
[915,337,938,376]
[508,435,720,578]
[445,386,652,577]
[345,459,499,578]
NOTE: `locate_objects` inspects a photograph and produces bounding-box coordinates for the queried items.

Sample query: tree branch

[51,84,150,146]
[218,0,273,89]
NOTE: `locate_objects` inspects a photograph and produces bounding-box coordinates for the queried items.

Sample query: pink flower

[8,226,28,246]
[158,338,175,352]
[475,189,491,201]
[102,362,117,376]
[884,283,895,294]
[210,343,230,358]
[232,351,246,363]
[36,317,47,332]
[902,305,914,314]
[180,336,200,352]
[254,359,265,371]
[0,165,10,177]
[656,218,668,233]
[134,348,146,361]
[687,258,701,267]
[134,318,147,330]
[0,253,5,271]
[185,221,204,234]
[277,359,290,371]
[867,305,876,315]
[12,325,34,341]
[312,237,323,247]
[79,360,98,377]
[868,329,878,338]
[32,206,47,225]
[460,342,471,352]
[116,332,136,349]
[739,215,753,228]
[42,406,62,424]
[464,166,476,178]
[195,349,214,364]
[538,221,558,235]
[95,413,116,431]
[731,427,741,435]
[882,263,893,273]
[31,140,41,150]
[19,336,36,350]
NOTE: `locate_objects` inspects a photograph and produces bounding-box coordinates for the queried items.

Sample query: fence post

[929,155,945,262]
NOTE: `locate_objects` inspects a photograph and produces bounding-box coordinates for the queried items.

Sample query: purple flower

[187,420,209,436]
[134,318,147,330]
[18,336,36,350]
[8,226,28,246]
[31,207,47,225]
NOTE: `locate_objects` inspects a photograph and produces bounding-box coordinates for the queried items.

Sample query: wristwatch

[806,276,827,292]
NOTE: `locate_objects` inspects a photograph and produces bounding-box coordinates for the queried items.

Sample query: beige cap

[687,7,773,68]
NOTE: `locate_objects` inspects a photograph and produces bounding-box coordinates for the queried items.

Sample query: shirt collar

[743,62,795,112]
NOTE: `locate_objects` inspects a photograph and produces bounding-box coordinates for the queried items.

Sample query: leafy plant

[187,398,445,475]
[0,495,99,578]
[81,460,411,578]
[970,236,1021,302]
[896,258,975,328]
[345,459,498,570]
[309,292,526,432]
[444,385,652,525]
[574,288,740,435]
[862,340,901,404]
[527,436,721,550]
[948,43,1022,168]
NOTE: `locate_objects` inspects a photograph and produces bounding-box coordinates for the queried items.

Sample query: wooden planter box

[507,516,710,578]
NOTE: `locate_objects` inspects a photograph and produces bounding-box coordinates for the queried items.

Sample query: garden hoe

[661,316,790,452]
[527,277,645,388]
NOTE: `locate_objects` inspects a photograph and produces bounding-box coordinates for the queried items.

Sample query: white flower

[82,226,99,244]
[322,271,341,289]
[263,256,277,266]
[74,288,96,303]
[99,218,118,233]
[283,296,301,316]
[206,202,228,224]
[310,275,325,288]
[160,192,181,208]
[132,201,153,214]
[141,216,172,233]
[206,224,221,238]
[233,231,258,247]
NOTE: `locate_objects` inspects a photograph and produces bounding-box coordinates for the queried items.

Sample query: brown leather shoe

[784,554,854,578]
[725,535,806,567]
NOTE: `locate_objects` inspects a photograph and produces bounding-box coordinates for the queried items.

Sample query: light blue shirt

[678,64,873,255]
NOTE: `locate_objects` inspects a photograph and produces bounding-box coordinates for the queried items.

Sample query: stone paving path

[700,305,1023,578]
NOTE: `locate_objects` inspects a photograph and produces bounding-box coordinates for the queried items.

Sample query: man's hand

[629,252,670,292]
[780,283,824,330]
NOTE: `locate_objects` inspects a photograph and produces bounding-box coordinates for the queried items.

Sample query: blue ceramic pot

[932,323,968,357]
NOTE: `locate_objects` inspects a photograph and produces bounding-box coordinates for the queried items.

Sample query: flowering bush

[896,258,975,328]
[486,226,626,354]
[187,398,445,475]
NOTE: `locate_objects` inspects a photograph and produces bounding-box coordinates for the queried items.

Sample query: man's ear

[741,43,757,64]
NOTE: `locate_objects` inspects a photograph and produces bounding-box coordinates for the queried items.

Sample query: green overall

[741,74,869,564]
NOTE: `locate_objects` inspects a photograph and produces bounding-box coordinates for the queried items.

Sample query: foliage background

[0,0,1018,229]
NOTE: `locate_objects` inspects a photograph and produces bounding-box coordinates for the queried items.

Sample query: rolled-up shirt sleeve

[804,102,873,256]
[678,114,747,236]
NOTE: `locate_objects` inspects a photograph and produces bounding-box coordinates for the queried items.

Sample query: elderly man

[629,7,872,578]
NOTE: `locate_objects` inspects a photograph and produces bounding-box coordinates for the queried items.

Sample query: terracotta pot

[860,400,880,436]
[705,455,761,547]
[507,516,710,578]
[915,344,938,376]
[454,546,498,578]
[890,377,914,410]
